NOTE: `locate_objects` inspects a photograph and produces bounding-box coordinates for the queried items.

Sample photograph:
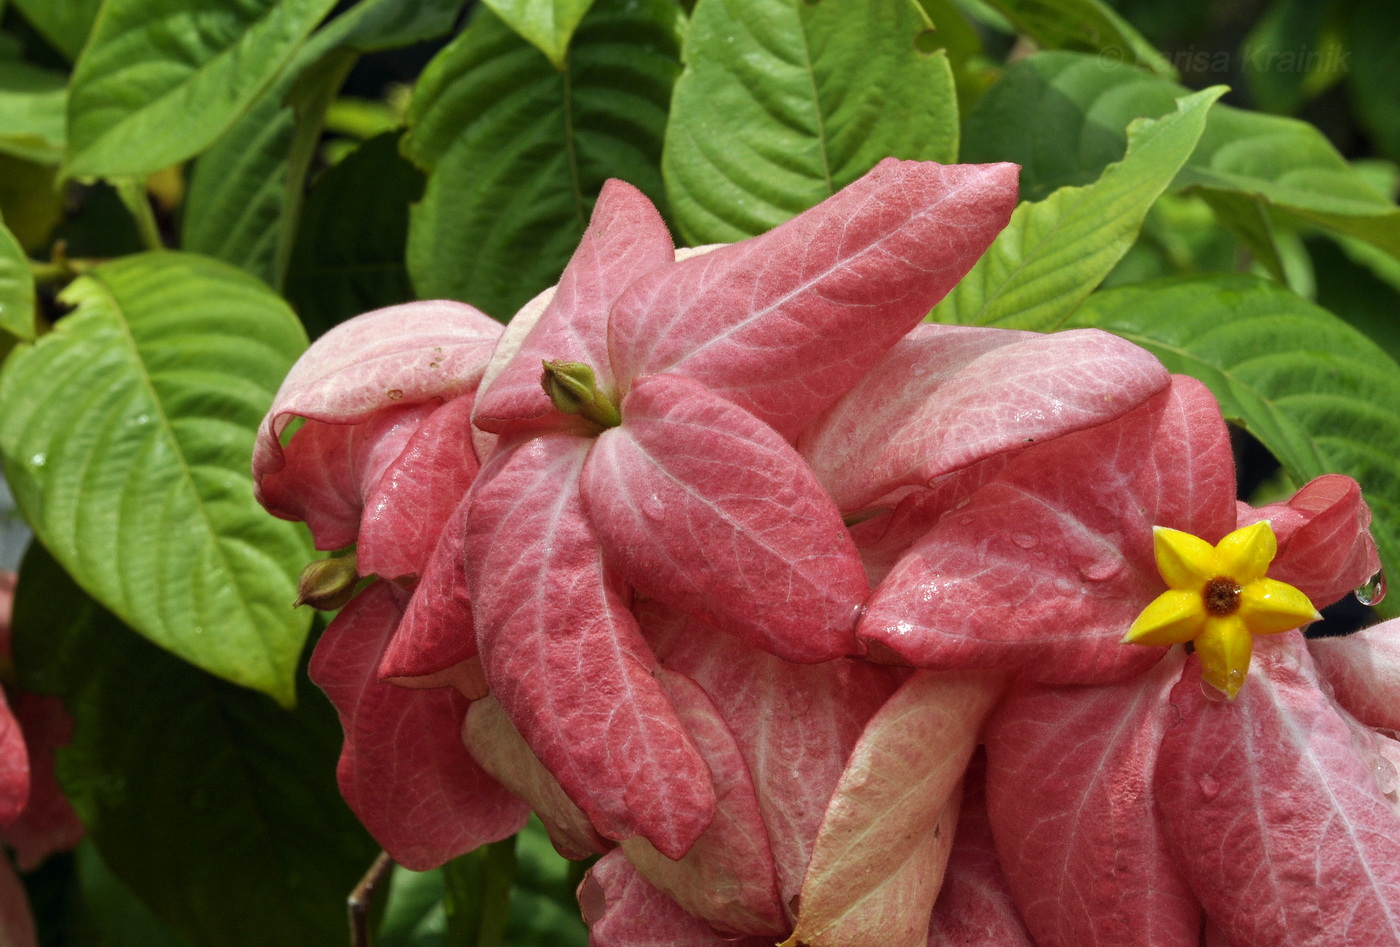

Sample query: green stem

[114,177,164,252]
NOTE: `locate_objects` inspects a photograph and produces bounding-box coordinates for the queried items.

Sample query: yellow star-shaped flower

[1124,521,1319,699]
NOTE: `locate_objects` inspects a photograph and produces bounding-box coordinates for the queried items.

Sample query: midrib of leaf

[791,3,834,198]
[88,273,271,679]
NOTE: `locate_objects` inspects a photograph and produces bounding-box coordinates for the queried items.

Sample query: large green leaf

[932,86,1219,330]
[964,52,1400,264]
[9,0,101,61]
[663,0,957,245]
[979,0,1175,77]
[0,252,313,703]
[482,0,598,70]
[11,544,378,947]
[74,843,194,947]
[285,131,423,339]
[182,0,465,286]
[403,0,682,320]
[1068,274,1400,616]
[0,216,34,340]
[0,48,66,164]
[65,0,340,177]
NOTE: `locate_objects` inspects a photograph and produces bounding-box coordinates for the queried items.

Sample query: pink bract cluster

[253,159,1400,946]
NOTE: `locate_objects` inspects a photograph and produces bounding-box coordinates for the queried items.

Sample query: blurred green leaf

[1347,0,1400,162]
[0,252,314,704]
[403,0,682,319]
[444,838,516,947]
[0,155,62,253]
[0,216,34,340]
[978,0,1176,77]
[1311,236,1400,368]
[285,131,422,339]
[0,50,66,164]
[378,866,449,947]
[664,0,957,245]
[8,0,101,61]
[933,86,1220,330]
[481,0,598,70]
[11,544,379,947]
[73,843,193,947]
[1242,0,1343,115]
[182,0,465,286]
[65,0,340,177]
[1069,274,1400,618]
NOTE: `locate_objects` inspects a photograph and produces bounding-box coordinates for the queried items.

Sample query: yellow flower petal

[1124,590,1207,646]
[1153,527,1217,590]
[1195,616,1253,700]
[1214,520,1278,586]
[1238,577,1320,636]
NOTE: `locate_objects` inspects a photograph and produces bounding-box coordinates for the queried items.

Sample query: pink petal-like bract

[800,325,1171,512]
[475,180,674,430]
[583,374,869,663]
[466,435,715,859]
[308,581,528,870]
[1310,619,1400,732]
[0,691,27,828]
[607,159,1019,440]
[358,393,480,581]
[1237,474,1381,608]
[788,670,1002,947]
[1156,634,1400,945]
[253,300,502,491]
[461,696,610,860]
[640,601,903,908]
[926,754,1035,947]
[984,650,1200,946]
[0,694,82,871]
[580,849,775,947]
[257,403,434,549]
[378,491,477,680]
[859,376,1236,683]
[621,668,786,937]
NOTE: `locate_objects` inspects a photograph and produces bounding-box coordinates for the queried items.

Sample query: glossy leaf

[181,0,459,285]
[932,86,1219,330]
[11,544,378,947]
[66,0,340,177]
[0,252,314,703]
[1069,273,1400,617]
[482,0,598,69]
[0,51,66,164]
[664,0,957,245]
[978,0,1174,77]
[404,0,682,319]
[0,217,33,341]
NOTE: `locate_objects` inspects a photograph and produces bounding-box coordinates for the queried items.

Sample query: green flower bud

[295,553,360,611]
[541,360,621,429]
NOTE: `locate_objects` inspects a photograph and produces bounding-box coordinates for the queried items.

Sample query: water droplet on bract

[1078,557,1121,582]
[1199,677,1229,703]
[386,389,404,401]
[1375,755,1398,796]
[1012,532,1038,550]
[908,363,928,378]
[1356,569,1388,607]
[642,495,665,521]
[1197,774,1219,800]
[28,453,44,468]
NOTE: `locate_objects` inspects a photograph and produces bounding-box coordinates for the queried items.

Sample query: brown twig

[349,850,394,947]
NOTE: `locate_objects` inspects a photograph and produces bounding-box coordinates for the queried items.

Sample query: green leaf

[1067,274,1400,617]
[1311,236,1400,368]
[403,0,682,319]
[74,843,194,947]
[978,0,1176,77]
[932,86,1220,330]
[963,52,1400,265]
[11,544,379,947]
[0,51,66,164]
[0,252,314,704]
[481,0,598,70]
[444,838,517,947]
[663,0,957,245]
[65,0,340,177]
[8,0,101,61]
[0,216,35,340]
[182,0,464,285]
[1241,0,1344,115]
[285,131,423,339]
[1347,0,1400,162]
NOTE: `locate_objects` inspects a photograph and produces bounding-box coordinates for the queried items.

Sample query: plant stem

[114,177,165,252]
[348,850,394,947]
